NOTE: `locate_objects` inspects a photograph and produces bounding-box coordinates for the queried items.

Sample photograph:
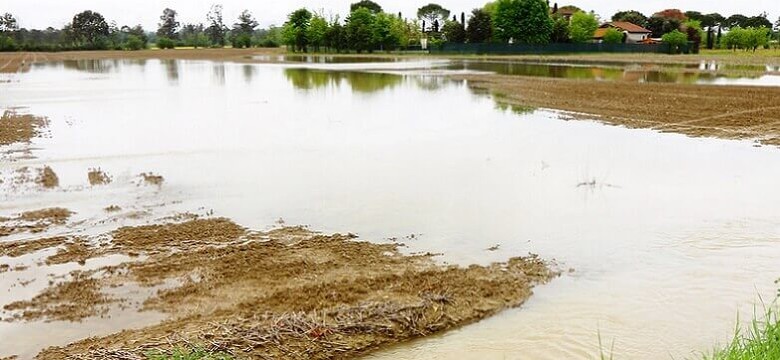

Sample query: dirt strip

[0,48,283,73]
[457,74,780,146]
[0,218,557,359]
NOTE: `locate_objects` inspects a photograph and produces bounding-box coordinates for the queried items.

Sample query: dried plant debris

[4,218,557,359]
[36,166,59,188]
[87,168,112,186]
[0,110,49,146]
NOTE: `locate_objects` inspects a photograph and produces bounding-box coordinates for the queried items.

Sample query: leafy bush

[602,28,624,44]
[124,35,145,50]
[231,34,252,48]
[662,29,688,53]
[0,35,17,51]
[569,11,599,43]
[156,37,175,49]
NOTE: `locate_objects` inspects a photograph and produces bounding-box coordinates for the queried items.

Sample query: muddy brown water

[2,58,780,359]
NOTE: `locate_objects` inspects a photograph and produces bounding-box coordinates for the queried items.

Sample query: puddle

[2,59,780,359]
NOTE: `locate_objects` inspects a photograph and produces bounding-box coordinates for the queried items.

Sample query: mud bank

[0,218,557,359]
[458,74,780,146]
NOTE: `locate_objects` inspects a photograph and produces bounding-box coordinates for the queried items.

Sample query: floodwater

[2,58,780,359]
[258,54,780,86]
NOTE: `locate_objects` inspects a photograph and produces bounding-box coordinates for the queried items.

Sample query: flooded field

[257,54,780,86]
[2,58,780,359]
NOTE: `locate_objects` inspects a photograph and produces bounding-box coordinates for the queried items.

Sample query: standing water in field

[2,59,780,359]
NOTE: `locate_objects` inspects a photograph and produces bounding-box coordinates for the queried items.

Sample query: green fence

[430,42,699,55]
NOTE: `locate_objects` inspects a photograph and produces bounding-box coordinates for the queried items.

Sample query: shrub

[602,28,624,44]
[258,39,279,48]
[569,11,599,43]
[0,35,17,51]
[662,29,688,53]
[231,34,252,48]
[156,37,175,49]
[124,35,145,50]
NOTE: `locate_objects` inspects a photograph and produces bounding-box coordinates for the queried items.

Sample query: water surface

[1,59,780,359]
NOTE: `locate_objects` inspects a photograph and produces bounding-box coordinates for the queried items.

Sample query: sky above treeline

[4,0,779,30]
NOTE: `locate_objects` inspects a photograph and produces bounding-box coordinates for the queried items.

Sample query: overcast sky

[4,0,779,30]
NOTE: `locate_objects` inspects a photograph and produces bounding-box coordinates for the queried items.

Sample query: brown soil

[36,166,59,188]
[458,74,780,146]
[19,208,72,224]
[87,168,112,185]
[141,172,164,186]
[0,237,68,258]
[3,218,557,359]
[45,239,91,266]
[0,208,73,238]
[3,272,115,322]
[0,110,49,146]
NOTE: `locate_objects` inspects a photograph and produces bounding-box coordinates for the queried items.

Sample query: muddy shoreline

[457,73,780,146]
[0,218,557,359]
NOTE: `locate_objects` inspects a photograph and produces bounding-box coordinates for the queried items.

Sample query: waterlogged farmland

[2,57,780,359]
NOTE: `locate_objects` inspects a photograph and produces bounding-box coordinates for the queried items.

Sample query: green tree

[745,26,770,51]
[0,13,18,33]
[726,14,748,29]
[157,8,180,40]
[71,10,110,48]
[181,23,208,48]
[346,7,376,52]
[324,19,346,51]
[466,8,493,43]
[442,19,466,43]
[307,14,329,51]
[493,0,553,44]
[285,8,313,52]
[124,35,145,50]
[569,11,598,43]
[602,28,624,43]
[417,4,450,31]
[233,10,258,36]
[206,4,227,47]
[661,29,688,53]
[745,15,772,29]
[372,12,401,50]
[550,15,570,43]
[231,10,258,48]
[701,13,725,28]
[350,0,383,14]
[611,10,648,27]
[157,37,175,49]
[682,19,703,47]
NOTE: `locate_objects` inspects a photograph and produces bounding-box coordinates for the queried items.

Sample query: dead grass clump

[0,110,49,146]
[36,166,59,188]
[87,168,112,185]
[104,205,122,212]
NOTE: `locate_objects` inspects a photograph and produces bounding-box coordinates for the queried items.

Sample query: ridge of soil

[0,208,73,239]
[0,218,558,359]
[457,74,780,146]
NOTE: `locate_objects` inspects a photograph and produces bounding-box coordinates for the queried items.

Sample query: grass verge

[701,299,780,360]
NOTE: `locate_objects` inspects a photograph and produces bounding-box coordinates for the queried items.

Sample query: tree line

[0,2,778,52]
[0,7,279,52]
[281,1,779,53]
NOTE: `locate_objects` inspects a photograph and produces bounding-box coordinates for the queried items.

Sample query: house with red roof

[593,22,653,44]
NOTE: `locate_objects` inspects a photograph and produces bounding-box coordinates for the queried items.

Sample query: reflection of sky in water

[1,59,780,359]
